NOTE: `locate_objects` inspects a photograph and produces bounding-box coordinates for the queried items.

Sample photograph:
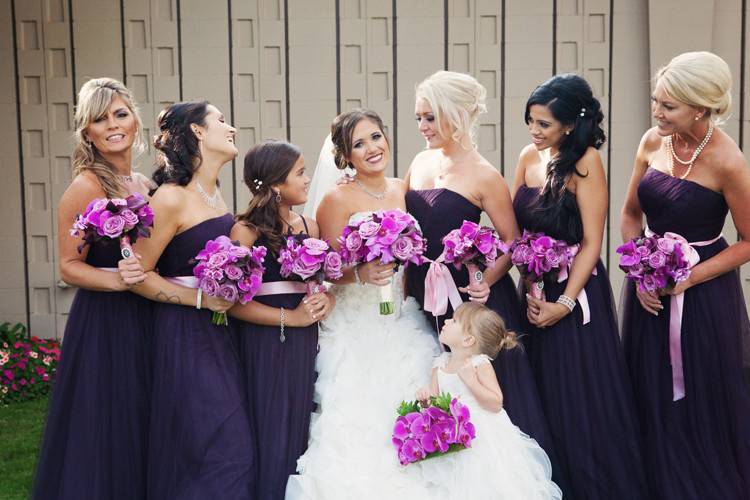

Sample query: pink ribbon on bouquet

[256,281,308,296]
[556,244,597,325]
[423,256,463,318]
[644,227,722,401]
[166,276,200,288]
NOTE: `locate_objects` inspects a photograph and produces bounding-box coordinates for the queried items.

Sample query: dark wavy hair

[330,108,389,170]
[524,74,606,241]
[236,140,301,253]
[151,100,210,187]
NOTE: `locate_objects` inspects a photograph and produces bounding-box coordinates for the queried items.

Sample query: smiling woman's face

[346,118,390,175]
[84,96,137,155]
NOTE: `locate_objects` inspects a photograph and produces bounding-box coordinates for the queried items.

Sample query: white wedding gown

[285,212,560,500]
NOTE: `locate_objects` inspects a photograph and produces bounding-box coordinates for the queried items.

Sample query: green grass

[0,397,48,500]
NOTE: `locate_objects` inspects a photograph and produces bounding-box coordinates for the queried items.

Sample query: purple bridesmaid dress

[147,213,255,499]
[33,238,152,499]
[622,168,750,500]
[513,184,649,500]
[237,222,318,500]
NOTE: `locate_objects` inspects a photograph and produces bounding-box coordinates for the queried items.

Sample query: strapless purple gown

[32,238,152,500]
[237,228,318,500]
[622,168,750,500]
[513,185,649,500]
[148,213,255,499]
[405,188,566,491]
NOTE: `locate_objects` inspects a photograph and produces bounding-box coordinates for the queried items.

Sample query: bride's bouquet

[338,209,427,314]
[441,220,508,287]
[510,230,577,300]
[616,233,692,293]
[392,393,476,466]
[70,192,154,258]
[193,236,267,325]
[278,235,344,294]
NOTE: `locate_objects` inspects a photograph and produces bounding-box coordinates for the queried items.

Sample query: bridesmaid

[620,51,750,500]
[228,140,334,500]
[130,101,255,498]
[403,70,561,486]
[33,78,153,499]
[511,74,649,499]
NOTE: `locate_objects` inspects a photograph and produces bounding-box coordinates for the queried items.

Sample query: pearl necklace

[355,178,386,200]
[196,181,220,208]
[666,121,714,180]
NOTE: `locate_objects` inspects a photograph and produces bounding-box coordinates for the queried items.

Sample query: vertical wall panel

[395,0,443,175]
[288,0,336,175]
[503,0,553,191]
[0,0,28,327]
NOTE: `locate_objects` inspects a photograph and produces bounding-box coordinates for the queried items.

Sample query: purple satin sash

[644,227,723,401]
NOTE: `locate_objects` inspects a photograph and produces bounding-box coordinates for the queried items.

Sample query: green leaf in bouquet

[396,400,421,416]
[430,392,453,412]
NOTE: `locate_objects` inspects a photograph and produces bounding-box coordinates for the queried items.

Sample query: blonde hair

[453,302,518,358]
[72,78,145,197]
[415,70,487,148]
[655,51,732,124]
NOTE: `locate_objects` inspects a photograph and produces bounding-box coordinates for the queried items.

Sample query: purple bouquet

[193,236,267,325]
[442,220,508,287]
[392,393,476,466]
[278,235,343,294]
[339,209,427,314]
[616,233,692,293]
[510,230,576,299]
[70,192,154,258]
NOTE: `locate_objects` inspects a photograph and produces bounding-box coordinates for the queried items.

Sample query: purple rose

[120,209,138,229]
[324,252,343,280]
[292,254,323,280]
[656,238,674,254]
[224,265,243,281]
[218,283,239,303]
[200,277,220,296]
[391,236,414,262]
[358,221,381,238]
[636,245,651,260]
[544,248,562,268]
[303,238,329,255]
[207,252,230,269]
[204,268,224,281]
[648,251,667,269]
[345,231,363,252]
[101,214,126,238]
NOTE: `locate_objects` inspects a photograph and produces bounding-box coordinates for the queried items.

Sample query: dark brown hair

[330,108,388,170]
[152,100,210,187]
[236,140,301,253]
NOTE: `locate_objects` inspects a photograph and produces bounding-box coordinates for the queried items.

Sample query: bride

[286,109,441,498]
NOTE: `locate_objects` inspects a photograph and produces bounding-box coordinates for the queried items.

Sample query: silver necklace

[117,174,133,182]
[196,181,220,208]
[355,178,386,200]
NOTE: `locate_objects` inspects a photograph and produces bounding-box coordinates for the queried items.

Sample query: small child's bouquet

[70,192,154,258]
[441,220,508,287]
[616,233,692,293]
[277,235,343,294]
[193,236,267,325]
[339,209,427,314]
[510,230,576,299]
[391,392,476,466]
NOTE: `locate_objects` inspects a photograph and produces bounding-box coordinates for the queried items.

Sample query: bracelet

[196,288,202,310]
[353,264,363,286]
[556,294,576,312]
[279,307,286,343]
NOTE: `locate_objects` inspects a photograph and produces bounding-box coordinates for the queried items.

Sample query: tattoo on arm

[156,291,182,304]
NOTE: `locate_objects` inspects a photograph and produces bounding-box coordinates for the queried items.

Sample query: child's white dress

[419,353,563,500]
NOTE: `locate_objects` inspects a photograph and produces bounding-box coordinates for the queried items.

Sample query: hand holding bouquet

[193,236,267,325]
[392,392,476,465]
[339,209,427,314]
[278,235,343,294]
[510,230,576,299]
[70,192,154,258]
[616,233,693,293]
[441,220,508,288]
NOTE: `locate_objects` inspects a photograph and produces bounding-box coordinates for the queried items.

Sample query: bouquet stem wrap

[380,279,394,315]
[644,227,722,401]
[466,263,483,288]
